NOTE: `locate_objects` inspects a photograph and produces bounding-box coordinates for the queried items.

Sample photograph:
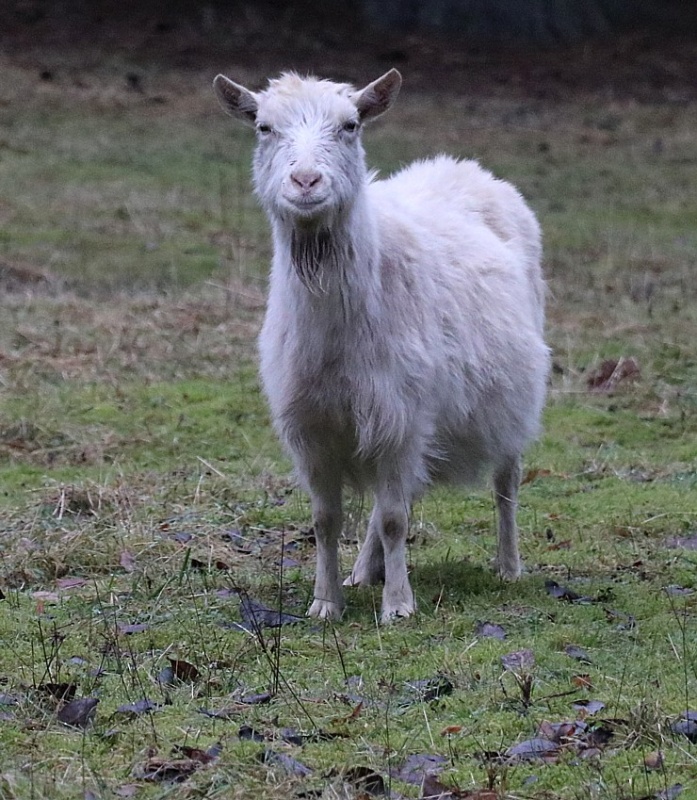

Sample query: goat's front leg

[307,481,344,620]
[494,456,522,580]
[375,479,415,623]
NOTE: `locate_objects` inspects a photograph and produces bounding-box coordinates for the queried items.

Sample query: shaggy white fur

[214,69,550,623]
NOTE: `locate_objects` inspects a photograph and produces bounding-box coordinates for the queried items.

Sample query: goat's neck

[272,194,379,308]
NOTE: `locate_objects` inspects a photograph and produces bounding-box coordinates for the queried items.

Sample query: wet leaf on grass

[117,622,149,635]
[260,749,313,777]
[571,699,605,716]
[233,594,305,632]
[37,682,77,702]
[113,785,140,798]
[501,649,534,672]
[112,783,137,797]
[344,765,386,796]
[399,675,454,705]
[653,785,683,800]
[116,698,161,717]
[564,644,592,663]
[545,580,593,603]
[157,658,200,686]
[474,621,506,640]
[604,607,637,630]
[199,704,245,720]
[57,696,99,729]
[0,693,19,706]
[241,691,273,705]
[571,674,593,690]
[664,584,694,596]
[664,534,697,550]
[55,576,88,590]
[239,724,266,742]
[586,356,640,392]
[671,711,697,743]
[139,742,221,782]
[391,753,448,785]
[505,737,560,763]
[190,557,230,571]
[643,750,664,770]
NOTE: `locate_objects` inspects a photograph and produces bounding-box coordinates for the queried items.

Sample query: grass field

[1,47,697,800]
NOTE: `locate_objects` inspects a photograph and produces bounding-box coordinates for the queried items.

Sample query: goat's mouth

[282,193,331,215]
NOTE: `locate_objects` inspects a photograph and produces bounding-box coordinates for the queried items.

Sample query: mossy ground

[0,47,696,800]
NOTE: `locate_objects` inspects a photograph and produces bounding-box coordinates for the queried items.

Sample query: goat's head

[213,70,401,228]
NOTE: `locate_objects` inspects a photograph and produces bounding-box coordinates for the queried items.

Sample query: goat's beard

[290,227,339,294]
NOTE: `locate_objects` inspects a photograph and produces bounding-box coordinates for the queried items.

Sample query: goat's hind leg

[494,456,523,580]
[344,506,385,587]
[375,480,416,623]
[306,479,345,620]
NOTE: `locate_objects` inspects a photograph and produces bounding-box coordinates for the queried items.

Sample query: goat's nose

[290,169,322,191]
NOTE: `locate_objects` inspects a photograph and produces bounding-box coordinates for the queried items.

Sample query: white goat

[213,69,550,623]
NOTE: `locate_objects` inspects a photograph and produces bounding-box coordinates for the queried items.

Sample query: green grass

[1,56,696,799]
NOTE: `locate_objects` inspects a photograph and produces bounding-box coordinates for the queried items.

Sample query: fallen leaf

[57,697,98,729]
[391,753,448,786]
[173,743,221,765]
[547,539,572,551]
[654,785,683,800]
[32,591,60,604]
[571,674,593,690]
[260,749,313,777]
[166,658,200,683]
[139,757,201,782]
[113,785,140,798]
[564,644,592,663]
[117,622,149,635]
[474,621,506,640]
[664,585,694,596]
[400,675,454,705]
[116,699,161,717]
[664,534,697,551]
[56,577,88,590]
[344,765,385,796]
[120,551,136,572]
[521,468,552,485]
[671,712,697,743]
[239,724,266,742]
[587,356,640,392]
[236,594,304,632]
[604,607,637,630]
[545,580,591,603]
[505,737,560,763]
[38,683,77,702]
[643,750,663,770]
[501,649,535,672]
[571,699,605,716]
[240,691,273,705]
[440,725,463,736]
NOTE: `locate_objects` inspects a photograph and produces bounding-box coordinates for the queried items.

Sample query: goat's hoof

[496,561,523,581]
[343,569,384,587]
[307,598,344,620]
[380,596,416,624]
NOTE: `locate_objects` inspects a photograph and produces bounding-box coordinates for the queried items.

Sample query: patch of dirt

[0,260,63,294]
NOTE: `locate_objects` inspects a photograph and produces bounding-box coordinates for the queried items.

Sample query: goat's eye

[341,120,359,134]
[257,123,273,135]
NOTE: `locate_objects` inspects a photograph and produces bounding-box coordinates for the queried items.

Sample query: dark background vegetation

[1,0,697,100]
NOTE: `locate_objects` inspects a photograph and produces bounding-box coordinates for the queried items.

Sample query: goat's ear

[353,69,402,123]
[213,75,258,126]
